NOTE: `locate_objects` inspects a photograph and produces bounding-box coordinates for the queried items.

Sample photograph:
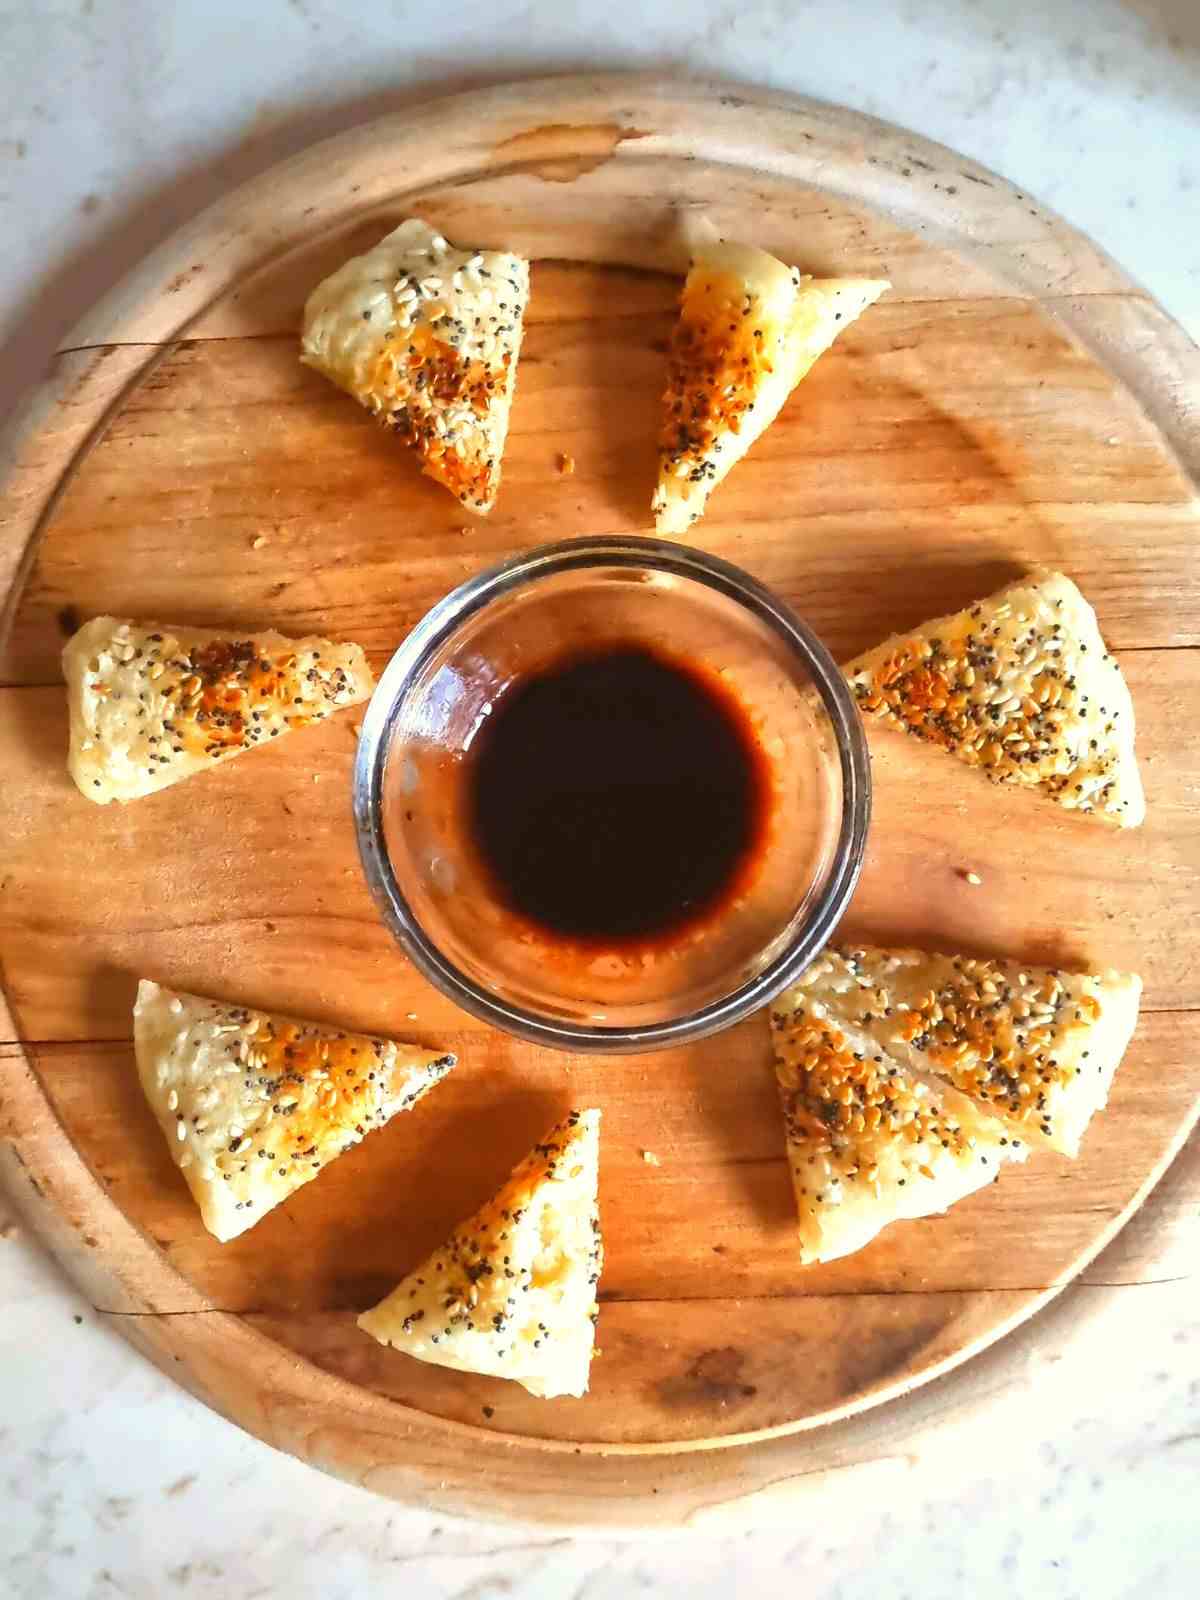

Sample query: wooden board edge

[3,75,1198,661]
[2,1031,1195,1528]
[1041,293,1199,489]
[0,75,1197,1528]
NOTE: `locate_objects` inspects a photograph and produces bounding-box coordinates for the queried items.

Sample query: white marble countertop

[2,2,1197,1596]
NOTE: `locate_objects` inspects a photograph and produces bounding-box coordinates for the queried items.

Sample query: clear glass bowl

[353,536,870,1052]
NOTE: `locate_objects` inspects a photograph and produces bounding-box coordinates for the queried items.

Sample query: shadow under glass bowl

[353,535,871,1053]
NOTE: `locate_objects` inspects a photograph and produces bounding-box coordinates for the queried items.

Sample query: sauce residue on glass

[467,641,773,949]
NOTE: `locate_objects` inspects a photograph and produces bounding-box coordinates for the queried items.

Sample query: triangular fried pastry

[134,981,455,1242]
[302,218,529,514]
[64,616,372,803]
[788,945,1141,1158]
[844,570,1144,826]
[359,1109,602,1398]
[770,959,1025,1264]
[654,228,887,533]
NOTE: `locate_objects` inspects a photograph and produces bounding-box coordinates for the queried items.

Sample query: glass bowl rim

[352,534,871,1053]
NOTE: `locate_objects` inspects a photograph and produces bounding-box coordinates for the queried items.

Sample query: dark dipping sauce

[468,642,772,947]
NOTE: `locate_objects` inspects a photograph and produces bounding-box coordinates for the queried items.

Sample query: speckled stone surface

[1,3,1197,1596]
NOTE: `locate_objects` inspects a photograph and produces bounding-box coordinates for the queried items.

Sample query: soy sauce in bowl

[468,642,772,948]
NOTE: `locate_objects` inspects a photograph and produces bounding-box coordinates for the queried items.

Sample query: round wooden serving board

[1,76,1198,1529]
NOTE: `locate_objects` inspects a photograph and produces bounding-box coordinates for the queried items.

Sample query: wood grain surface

[0,75,1197,1527]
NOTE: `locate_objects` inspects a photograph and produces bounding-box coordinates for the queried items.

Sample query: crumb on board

[0,1219,17,1240]
[641,1149,661,1167]
[961,869,983,886]
[557,452,575,476]
[406,1012,418,1021]
[252,533,268,549]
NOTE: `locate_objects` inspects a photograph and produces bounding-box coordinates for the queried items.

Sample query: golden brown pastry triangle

[844,570,1144,826]
[654,225,887,533]
[301,218,529,514]
[64,616,372,803]
[359,1109,602,1398]
[134,981,455,1242]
